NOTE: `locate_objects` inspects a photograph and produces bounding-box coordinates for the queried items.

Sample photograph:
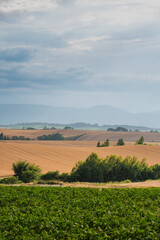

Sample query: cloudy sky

[1,0,160,112]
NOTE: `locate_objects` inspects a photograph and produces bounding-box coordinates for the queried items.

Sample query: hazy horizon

[0,103,159,114]
[1,1,160,113]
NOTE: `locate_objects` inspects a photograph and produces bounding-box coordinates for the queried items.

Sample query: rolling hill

[1,141,160,177]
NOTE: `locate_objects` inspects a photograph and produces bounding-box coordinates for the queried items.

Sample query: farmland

[1,128,160,142]
[1,186,160,239]
[1,128,160,178]
[1,141,160,177]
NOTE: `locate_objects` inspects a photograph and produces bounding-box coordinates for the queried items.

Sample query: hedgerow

[69,153,160,182]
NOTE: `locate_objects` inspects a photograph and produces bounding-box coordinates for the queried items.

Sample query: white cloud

[0,0,57,12]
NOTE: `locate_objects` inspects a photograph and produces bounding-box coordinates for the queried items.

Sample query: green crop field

[0,186,160,239]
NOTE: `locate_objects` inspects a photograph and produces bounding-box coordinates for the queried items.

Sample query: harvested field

[1,140,160,177]
[1,128,160,142]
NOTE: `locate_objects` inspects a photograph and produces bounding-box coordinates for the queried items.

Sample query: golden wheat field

[1,138,160,177]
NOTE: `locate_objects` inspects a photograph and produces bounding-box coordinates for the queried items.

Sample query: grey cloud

[0,48,33,62]
[0,64,89,91]
[0,10,22,23]
[1,28,67,48]
[56,0,76,5]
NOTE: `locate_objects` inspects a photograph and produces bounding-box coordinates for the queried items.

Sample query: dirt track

[63,180,160,188]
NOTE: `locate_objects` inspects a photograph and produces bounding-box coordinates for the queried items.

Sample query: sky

[1,0,160,113]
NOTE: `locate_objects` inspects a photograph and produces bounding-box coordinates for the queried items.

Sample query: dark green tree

[97,141,101,147]
[12,161,41,183]
[0,132,4,140]
[103,139,110,147]
[116,138,125,146]
[136,136,144,145]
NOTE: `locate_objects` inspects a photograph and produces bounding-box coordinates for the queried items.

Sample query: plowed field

[1,128,160,142]
[1,140,160,177]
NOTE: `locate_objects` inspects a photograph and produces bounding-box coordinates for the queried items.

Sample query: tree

[97,141,101,147]
[116,138,125,146]
[97,139,110,147]
[135,136,144,145]
[107,127,128,132]
[0,132,4,140]
[64,126,73,130]
[12,161,41,183]
[103,139,110,147]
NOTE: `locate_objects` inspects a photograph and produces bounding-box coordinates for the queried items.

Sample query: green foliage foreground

[0,186,160,239]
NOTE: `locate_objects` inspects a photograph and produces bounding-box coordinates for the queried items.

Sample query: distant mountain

[0,104,160,128]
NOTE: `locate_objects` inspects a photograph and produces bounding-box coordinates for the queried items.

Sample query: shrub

[41,171,60,180]
[135,136,144,145]
[21,170,40,183]
[103,139,110,147]
[0,176,19,184]
[59,173,70,182]
[116,138,125,146]
[12,161,41,183]
[12,136,19,140]
[97,139,110,147]
[41,171,70,182]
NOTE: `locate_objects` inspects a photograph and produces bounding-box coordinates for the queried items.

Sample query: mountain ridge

[0,104,160,128]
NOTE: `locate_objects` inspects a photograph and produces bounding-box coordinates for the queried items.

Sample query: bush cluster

[0,132,30,140]
[97,139,110,147]
[37,133,64,140]
[12,161,41,183]
[0,176,20,184]
[41,171,69,182]
[69,153,160,182]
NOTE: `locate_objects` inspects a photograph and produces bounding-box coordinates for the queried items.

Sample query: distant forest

[0,122,159,132]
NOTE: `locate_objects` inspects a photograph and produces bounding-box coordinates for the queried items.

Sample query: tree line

[0,132,31,140]
[97,136,145,147]
[1,151,160,184]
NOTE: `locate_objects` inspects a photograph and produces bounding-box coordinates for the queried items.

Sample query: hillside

[1,104,160,127]
[1,128,160,142]
[1,141,160,177]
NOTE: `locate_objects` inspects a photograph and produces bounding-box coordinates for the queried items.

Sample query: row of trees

[97,138,125,147]
[107,127,128,132]
[2,151,159,183]
[97,136,145,147]
[0,132,30,140]
[37,133,64,140]
[70,153,160,182]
